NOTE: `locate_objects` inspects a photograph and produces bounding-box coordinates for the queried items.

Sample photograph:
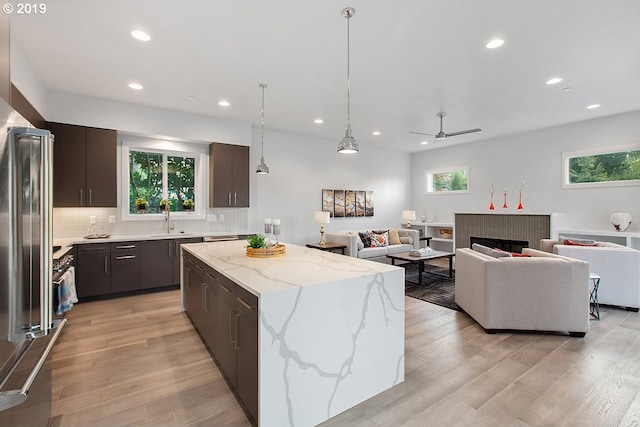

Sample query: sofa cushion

[399,236,414,245]
[359,232,371,248]
[559,235,597,246]
[472,243,512,258]
[388,229,401,245]
[370,231,389,247]
[358,247,388,259]
[386,244,414,255]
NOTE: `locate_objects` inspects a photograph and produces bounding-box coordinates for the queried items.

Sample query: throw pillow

[563,238,598,247]
[558,235,597,246]
[370,231,389,247]
[472,243,512,258]
[388,229,401,245]
[358,232,372,249]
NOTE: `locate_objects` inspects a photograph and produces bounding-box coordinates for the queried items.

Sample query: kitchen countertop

[181,239,401,296]
[52,230,255,259]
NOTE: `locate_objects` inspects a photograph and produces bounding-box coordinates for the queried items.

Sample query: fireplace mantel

[454,213,559,250]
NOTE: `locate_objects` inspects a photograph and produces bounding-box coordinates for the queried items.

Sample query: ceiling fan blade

[445,128,482,137]
[409,131,435,136]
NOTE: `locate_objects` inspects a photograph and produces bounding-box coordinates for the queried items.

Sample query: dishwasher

[203,235,241,242]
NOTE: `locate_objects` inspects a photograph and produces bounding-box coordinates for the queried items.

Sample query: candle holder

[272,219,281,245]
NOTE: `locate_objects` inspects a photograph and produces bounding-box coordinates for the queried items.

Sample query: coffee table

[387,250,454,287]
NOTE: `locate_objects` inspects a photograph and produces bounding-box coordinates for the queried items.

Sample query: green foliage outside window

[432,170,468,192]
[129,150,196,213]
[568,150,640,184]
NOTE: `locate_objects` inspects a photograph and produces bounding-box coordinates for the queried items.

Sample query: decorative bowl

[246,244,286,258]
[439,228,453,239]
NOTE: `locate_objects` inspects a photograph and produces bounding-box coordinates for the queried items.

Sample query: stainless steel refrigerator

[0,97,66,426]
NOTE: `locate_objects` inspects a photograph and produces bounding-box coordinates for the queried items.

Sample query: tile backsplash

[53,207,249,238]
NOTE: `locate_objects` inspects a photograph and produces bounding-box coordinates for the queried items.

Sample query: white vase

[610,212,632,232]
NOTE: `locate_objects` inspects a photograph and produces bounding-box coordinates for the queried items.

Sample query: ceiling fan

[410,112,481,141]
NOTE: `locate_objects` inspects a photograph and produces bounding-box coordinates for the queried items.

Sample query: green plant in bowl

[246,234,268,249]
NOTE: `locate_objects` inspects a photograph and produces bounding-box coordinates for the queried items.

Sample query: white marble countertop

[182,240,402,296]
[52,230,256,259]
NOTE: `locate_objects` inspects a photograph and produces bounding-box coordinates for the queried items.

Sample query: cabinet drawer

[77,243,109,254]
[111,241,140,253]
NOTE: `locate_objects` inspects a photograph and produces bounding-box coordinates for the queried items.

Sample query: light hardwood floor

[51,290,640,427]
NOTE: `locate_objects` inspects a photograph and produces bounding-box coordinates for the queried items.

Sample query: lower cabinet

[183,252,258,423]
[76,243,110,298]
[75,237,203,298]
[110,242,141,293]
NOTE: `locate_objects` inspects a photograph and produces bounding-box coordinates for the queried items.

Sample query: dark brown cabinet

[76,243,110,298]
[173,238,203,285]
[182,251,258,422]
[110,242,141,293]
[49,122,117,207]
[209,143,249,207]
[141,240,174,289]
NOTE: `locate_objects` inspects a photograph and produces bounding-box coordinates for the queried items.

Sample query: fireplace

[455,213,554,250]
[470,236,529,253]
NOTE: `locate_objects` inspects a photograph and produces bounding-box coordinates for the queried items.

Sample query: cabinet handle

[195,265,204,271]
[206,273,216,281]
[234,313,241,351]
[185,268,191,289]
[116,245,136,249]
[201,284,206,310]
[236,297,255,311]
[104,256,108,274]
[228,192,231,206]
[115,255,136,260]
[89,188,93,206]
[218,283,231,293]
[234,193,237,206]
[229,311,235,345]
[79,188,84,206]
[203,285,209,311]
[169,241,173,258]
[175,242,180,257]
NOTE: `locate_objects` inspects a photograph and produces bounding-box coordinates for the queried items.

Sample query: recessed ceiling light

[486,39,504,49]
[314,118,324,124]
[587,104,601,109]
[218,100,230,107]
[562,87,572,92]
[128,83,143,90]
[421,141,429,145]
[372,131,381,136]
[131,30,150,41]
[546,77,563,85]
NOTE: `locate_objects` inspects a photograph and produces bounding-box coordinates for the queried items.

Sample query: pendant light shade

[337,7,359,154]
[256,83,270,174]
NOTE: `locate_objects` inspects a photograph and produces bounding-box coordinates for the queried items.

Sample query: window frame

[562,143,640,189]
[424,165,470,195]
[121,136,207,221]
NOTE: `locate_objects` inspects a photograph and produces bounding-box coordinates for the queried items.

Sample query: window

[121,136,206,220]
[425,165,469,194]
[562,145,640,189]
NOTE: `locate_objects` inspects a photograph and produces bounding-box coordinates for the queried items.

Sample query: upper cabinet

[49,122,117,207]
[209,142,249,207]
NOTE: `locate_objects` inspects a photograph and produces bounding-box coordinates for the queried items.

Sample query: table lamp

[314,211,331,245]
[402,210,416,228]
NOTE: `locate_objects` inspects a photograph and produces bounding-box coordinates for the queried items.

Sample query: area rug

[404,265,461,312]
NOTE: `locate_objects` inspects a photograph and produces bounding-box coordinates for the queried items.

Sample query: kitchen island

[181,240,405,427]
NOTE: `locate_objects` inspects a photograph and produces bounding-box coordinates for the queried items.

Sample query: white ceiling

[10,0,640,152]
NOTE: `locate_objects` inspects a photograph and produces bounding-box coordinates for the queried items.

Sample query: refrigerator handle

[40,129,54,332]
[0,319,67,413]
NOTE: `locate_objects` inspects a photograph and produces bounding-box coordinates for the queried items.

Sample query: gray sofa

[325,228,419,259]
[455,247,590,336]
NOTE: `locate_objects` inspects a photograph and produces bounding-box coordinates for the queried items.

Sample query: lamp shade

[314,211,331,224]
[402,210,416,221]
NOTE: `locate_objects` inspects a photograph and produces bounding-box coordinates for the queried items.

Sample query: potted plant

[159,199,172,211]
[182,199,194,211]
[245,234,285,258]
[135,197,148,213]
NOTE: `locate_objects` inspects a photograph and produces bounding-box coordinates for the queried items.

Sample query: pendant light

[337,7,359,154]
[256,83,270,174]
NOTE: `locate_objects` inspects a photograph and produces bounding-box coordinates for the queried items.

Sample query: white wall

[250,128,412,245]
[10,40,48,116]
[410,110,640,232]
